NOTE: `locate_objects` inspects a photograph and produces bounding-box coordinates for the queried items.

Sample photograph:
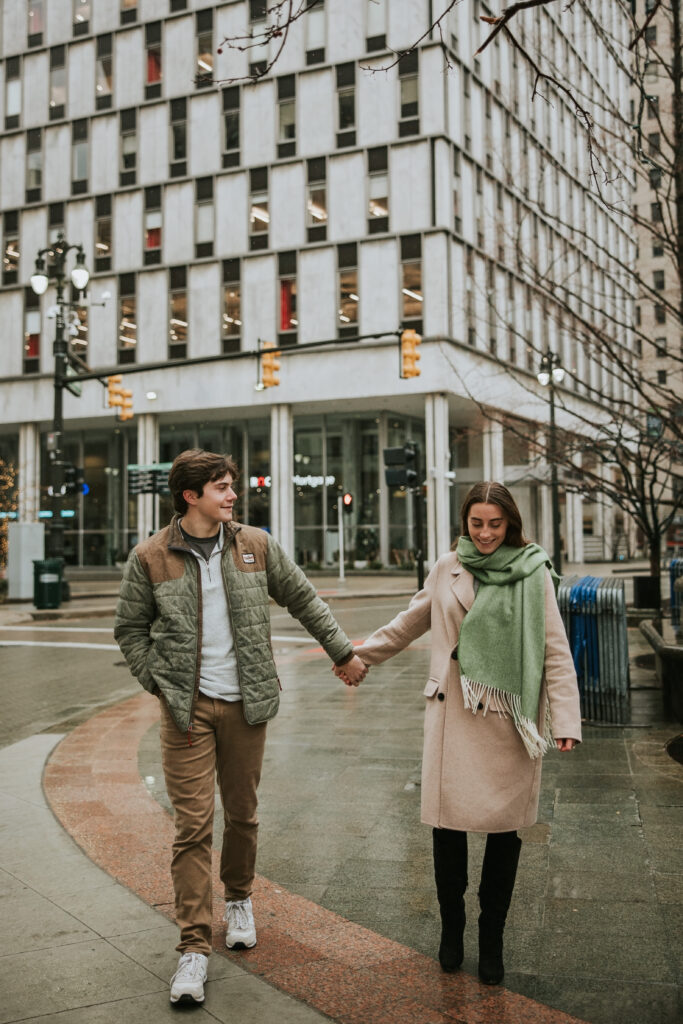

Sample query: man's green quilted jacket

[114,515,353,734]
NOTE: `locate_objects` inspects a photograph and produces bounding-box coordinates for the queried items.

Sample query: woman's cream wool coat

[355,553,582,833]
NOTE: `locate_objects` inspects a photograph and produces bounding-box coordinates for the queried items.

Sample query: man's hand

[555,737,577,752]
[332,654,368,687]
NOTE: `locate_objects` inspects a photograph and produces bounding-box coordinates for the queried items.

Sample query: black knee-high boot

[432,828,468,972]
[477,831,522,985]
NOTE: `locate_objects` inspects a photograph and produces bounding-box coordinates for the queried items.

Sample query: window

[95,195,112,272]
[278,251,297,346]
[169,266,187,360]
[635,305,641,326]
[72,120,88,194]
[306,157,327,242]
[96,35,113,110]
[24,288,41,374]
[366,0,386,51]
[222,259,241,353]
[70,283,88,354]
[28,0,44,46]
[73,0,90,36]
[278,76,296,158]
[651,201,662,222]
[401,235,422,333]
[49,47,66,120]
[195,177,214,258]
[655,337,667,357]
[645,25,657,45]
[196,9,213,88]
[5,57,21,130]
[26,129,42,204]
[144,186,162,265]
[338,243,358,339]
[222,87,240,167]
[306,0,325,64]
[249,0,268,77]
[653,238,664,257]
[657,369,667,385]
[336,63,355,148]
[170,0,187,10]
[118,274,137,363]
[648,132,660,154]
[368,146,388,234]
[249,167,269,250]
[120,109,137,187]
[170,99,187,177]
[121,0,137,26]
[49,202,64,245]
[654,303,666,324]
[647,95,659,119]
[146,22,162,100]
[653,269,665,290]
[649,167,662,190]
[398,50,419,136]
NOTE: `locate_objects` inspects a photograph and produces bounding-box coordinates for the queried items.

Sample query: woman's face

[466,502,509,555]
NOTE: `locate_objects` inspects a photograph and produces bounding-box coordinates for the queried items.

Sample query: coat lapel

[450,564,475,614]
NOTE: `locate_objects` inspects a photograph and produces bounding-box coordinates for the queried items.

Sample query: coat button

[437,693,445,702]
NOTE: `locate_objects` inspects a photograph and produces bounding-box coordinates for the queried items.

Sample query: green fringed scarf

[455,537,558,759]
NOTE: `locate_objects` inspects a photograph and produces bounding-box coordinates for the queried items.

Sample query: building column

[425,393,451,565]
[270,404,294,557]
[18,422,41,521]
[482,421,504,481]
[137,413,159,539]
[565,490,584,565]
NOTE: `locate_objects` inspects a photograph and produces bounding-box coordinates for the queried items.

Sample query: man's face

[184,472,237,527]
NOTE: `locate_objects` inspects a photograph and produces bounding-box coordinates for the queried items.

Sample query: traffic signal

[107,375,134,421]
[63,465,85,495]
[261,343,281,388]
[342,492,353,514]
[400,328,421,379]
[383,442,419,487]
[119,387,134,421]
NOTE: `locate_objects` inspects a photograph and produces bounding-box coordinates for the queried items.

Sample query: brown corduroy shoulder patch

[230,523,269,573]
[136,528,187,584]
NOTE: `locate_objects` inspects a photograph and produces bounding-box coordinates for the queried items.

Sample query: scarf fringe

[460,675,549,760]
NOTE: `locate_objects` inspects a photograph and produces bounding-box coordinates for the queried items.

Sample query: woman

[337,482,581,986]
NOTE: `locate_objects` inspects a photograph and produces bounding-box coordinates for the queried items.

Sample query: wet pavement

[0,568,681,1023]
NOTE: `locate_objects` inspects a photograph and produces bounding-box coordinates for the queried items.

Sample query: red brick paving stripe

[44,693,586,1024]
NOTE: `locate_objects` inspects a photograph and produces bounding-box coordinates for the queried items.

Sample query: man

[115,449,366,1005]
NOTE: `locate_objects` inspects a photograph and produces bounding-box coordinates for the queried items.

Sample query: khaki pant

[159,692,267,955]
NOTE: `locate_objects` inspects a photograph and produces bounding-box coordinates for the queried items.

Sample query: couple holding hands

[115,449,580,1005]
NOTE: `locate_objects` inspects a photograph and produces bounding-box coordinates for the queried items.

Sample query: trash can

[33,558,63,610]
[633,575,661,609]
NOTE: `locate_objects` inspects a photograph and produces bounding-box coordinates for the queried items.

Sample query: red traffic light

[342,492,353,512]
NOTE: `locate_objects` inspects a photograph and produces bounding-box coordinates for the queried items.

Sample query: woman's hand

[332,655,368,687]
[555,737,577,752]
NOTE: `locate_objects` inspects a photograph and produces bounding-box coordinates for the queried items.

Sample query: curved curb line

[44,692,587,1024]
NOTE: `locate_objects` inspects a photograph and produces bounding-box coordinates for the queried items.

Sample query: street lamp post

[30,233,90,560]
[537,349,565,574]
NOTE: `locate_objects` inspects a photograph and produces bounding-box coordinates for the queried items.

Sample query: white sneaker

[224,896,257,949]
[169,952,208,1004]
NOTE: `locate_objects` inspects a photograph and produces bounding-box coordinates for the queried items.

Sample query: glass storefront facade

[31,410,431,567]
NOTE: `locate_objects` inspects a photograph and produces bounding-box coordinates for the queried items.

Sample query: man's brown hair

[168,449,239,514]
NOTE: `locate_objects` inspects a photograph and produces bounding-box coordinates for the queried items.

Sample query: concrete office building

[0,0,636,568]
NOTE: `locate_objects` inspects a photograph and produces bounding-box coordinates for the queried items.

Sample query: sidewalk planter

[32,558,63,610]
[558,575,630,724]
[639,620,683,723]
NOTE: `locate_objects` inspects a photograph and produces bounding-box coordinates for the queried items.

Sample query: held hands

[332,654,368,687]
[555,738,577,752]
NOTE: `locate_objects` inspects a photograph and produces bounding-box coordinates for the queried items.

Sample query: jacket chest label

[242,553,255,564]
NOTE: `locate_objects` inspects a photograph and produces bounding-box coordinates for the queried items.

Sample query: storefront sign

[249,475,337,488]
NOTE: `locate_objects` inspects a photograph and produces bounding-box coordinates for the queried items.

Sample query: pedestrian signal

[400,329,421,379]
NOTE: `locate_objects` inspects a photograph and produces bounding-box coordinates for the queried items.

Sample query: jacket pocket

[423,677,440,698]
